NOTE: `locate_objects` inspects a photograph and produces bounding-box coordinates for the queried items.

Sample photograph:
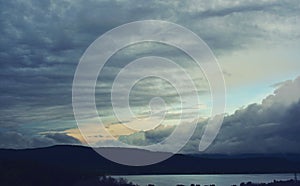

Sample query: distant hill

[0,145,300,185]
[1,145,300,175]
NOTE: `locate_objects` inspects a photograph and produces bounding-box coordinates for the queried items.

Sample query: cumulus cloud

[0,130,81,149]
[119,76,300,154]
[184,76,300,154]
[119,125,175,146]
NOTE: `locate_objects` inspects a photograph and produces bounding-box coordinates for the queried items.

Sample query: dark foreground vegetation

[0,160,137,186]
[143,180,300,186]
[239,179,300,186]
[0,159,299,186]
[74,176,138,186]
[1,145,300,185]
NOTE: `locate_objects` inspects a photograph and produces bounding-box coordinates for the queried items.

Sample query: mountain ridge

[1,145,300,175]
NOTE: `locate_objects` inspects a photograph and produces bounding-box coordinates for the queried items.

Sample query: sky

[0,0,300,154]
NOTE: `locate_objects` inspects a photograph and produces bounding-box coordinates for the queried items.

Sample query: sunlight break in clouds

[0,0,300,154]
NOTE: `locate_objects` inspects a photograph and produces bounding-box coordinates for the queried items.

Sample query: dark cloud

[0,130,81,149]
[202,101,300,154]
[145,125,175,144]
[193,1,280,18]
[119,77,300,154]
[0,0,300,149]
[119,125,175,146]
[184,76,300,154]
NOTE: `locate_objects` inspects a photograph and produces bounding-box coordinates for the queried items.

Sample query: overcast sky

[0,0,300,153]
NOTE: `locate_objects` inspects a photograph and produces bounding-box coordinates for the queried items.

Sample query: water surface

[114,174,295,186]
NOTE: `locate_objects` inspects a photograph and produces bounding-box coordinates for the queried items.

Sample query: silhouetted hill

[1,145,300,185]
[1,145,300,175]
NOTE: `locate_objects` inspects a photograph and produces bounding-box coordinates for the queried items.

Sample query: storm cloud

[1,0,300,149]
[120,76,300,154]
[203,76,300,154]
[183,77,300,154]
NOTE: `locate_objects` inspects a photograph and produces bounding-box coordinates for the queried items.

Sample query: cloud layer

[0,130,81,149]
[1,0,300,150]
[204,76,300,154]
[120,76,300,154]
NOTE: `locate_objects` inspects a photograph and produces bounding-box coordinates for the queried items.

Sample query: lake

[114,174,296,186]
